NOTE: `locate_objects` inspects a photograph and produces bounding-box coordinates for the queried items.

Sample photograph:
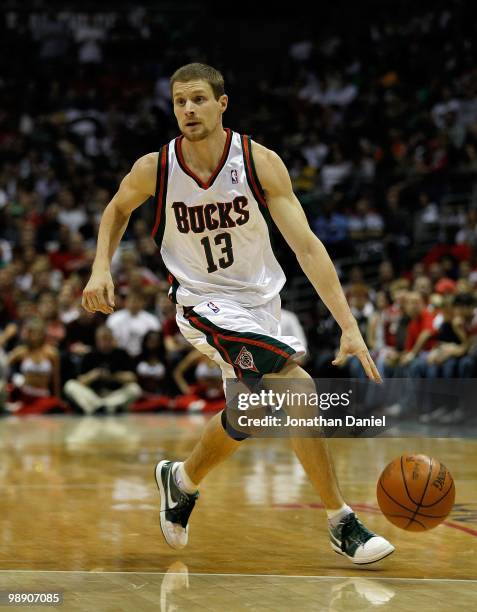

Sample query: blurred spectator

[156,292,191,364]
[135,330,168,394]
[413,276,433,304]
[106,290,160,357]
[456,209,477,248]
[64,325,141,414]
[173,350,225,412]
[312,199,352,258]
[49,232,90,277]
[64,308,102,354]
[426,294,468,379]
[6,318,65,415]
[37,291,66,347]
[348,197,384,244]
[281,308,308,365]
[376,261,395,293]
[58,283,81,324]
[413,192,439,244]
[321,146,351,193]
[2,2,477,399]
[0,323,17,410]
[56,189,87,233]
[400,291,438,372]
[115,249,162,299]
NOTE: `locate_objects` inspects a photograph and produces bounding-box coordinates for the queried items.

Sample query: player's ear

[219,94,228,114]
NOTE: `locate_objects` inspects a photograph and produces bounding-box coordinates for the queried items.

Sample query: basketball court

[0,414,475,610]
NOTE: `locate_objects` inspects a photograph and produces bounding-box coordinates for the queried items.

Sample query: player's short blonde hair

[170,63,225,100]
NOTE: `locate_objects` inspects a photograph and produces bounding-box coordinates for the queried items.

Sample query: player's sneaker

[155,460,199,550]
[329,513,395,564]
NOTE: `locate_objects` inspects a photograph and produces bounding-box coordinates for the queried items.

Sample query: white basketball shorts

[176,295,306,380]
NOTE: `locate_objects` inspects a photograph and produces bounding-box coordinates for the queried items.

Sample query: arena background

[0,2,477,611]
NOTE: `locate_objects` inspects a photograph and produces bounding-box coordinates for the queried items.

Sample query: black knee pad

[221,409,250,441]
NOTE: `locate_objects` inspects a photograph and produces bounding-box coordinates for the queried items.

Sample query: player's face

[172,80,227,141]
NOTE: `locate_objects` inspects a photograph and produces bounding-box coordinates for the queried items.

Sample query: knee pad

[220,409,250,441]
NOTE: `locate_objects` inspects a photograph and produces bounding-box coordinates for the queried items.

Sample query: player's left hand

[332,325,383,383]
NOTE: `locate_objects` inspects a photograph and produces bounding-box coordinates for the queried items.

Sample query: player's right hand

[82,270,115,315]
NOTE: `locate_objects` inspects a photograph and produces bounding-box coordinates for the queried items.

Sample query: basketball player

[82,63,395,564]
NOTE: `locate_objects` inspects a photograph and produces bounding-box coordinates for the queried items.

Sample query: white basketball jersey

[151,129,286,307]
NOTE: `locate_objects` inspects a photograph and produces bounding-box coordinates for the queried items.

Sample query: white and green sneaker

[329,513,395,564]
[155,460,199,550]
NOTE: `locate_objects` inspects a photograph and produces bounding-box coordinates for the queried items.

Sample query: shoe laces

[339,513,374,552]
[169,490,199,528]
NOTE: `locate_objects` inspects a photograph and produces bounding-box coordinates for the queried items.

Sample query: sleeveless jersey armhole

[241,135,268,209]
[151,143,169,244]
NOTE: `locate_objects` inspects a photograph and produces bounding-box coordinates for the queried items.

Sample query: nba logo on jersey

[207,301,220,313]
[231,169,238,184]
[234,346,259,372]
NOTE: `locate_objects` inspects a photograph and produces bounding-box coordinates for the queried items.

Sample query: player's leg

[264,362,345,507]
[155,410,243,549]
[264,360,395,564]
[155,305,247,549]
[183,411,242,483]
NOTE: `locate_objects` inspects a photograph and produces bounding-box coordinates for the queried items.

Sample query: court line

[0,570,475,582]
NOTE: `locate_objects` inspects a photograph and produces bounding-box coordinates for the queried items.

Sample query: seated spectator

[321,146,351,193]
[455,209,477,248]
[0,323,17,411]
[56,188,87,233]
[37,291,66,347]
[135,330,168,394]
[312,200,352,258]
[425,295,464,378]
[399,291,438,373]
[413,192,439,244]
[377,260,396,293]
[115,249,161,299]
[7,318,66,415]
[172,350,225,413]
[367,290,393,375]
[413,275,433,304]
[156,292,191,364]
[106,290,160,358]
[64,307,102,353]
[58,282,81,324]
[281,308,308,366]
[49,230,89,278]
[64,325,141,414]
[348,197,384,243]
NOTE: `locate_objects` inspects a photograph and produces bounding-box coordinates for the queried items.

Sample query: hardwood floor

[0,414,475,610]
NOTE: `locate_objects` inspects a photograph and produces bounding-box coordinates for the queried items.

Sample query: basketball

[377,454,455,531]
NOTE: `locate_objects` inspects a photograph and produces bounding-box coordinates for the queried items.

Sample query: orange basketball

[377,454,455,531]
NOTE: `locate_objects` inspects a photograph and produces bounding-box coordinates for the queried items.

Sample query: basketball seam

[384,514,427,529]
[405,457,433,530]
[378,480,417,515]
[379,480,451,518]
[419,480,455,508]
[400,455,420,506]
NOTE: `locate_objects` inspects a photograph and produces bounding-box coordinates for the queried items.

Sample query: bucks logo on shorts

[234,346,259,372]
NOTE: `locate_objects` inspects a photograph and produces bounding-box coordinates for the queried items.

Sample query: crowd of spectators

[1,2,477,419]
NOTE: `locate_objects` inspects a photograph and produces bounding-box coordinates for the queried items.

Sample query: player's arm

[82,152,158,315]
[253,143,381,383]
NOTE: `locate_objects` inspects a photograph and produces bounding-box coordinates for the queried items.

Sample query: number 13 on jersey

[200,233,234,273]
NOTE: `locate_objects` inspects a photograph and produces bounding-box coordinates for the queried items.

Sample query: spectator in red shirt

[400,291,438,372]
[49,231,89,277]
